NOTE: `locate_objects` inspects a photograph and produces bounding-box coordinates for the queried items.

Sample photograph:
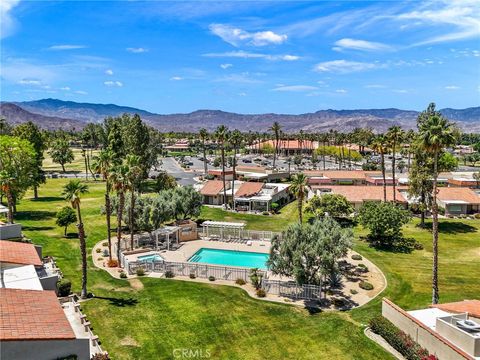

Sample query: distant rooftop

[0,240,42,267]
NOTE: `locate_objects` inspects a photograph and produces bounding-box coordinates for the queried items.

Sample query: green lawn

[9,178,480,359]
[43,148,100,173]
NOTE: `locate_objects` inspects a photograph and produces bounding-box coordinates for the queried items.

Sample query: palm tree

[270,122,282,168]
[289,173,308,224]
[92,149,113,260]
[230,130,243,209]
[126,155,142,250]
[418,114,457,304]
[386,126,404,202]
[371,135,388,201]
[109,163,129,263]
[199,128,209,175]
[62,180,89,298]
[215,125,229,209]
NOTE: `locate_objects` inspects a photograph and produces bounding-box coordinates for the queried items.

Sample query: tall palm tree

[371,135,388,201]
[215,125,229,209]
[270,122,281,168]
[386,126,404,202]
[418,114,457,304]
[229,130,243,209]
[199,128,209,175]
[109,163,129,263]
[92,149,114,260]
[289,173,308,224]
[126,155,142,250]
[62,180,89,298]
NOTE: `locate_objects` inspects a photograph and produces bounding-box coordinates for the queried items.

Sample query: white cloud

[333,38,391,51]
[1,0,20,39]
[18,79,42,86]
[126,47,148,53]
[60,86,71,91]
[273,85,318,92]
[365,84,386,89]
[393,89,408,94]
[238,92,247,96]
[48,44,87,50]
[170,76,183,81]
[214,72,263,84]
[209,24,287,47]
[314,60,379,73]
[445,85,460,90]
[335,89,348,93]
[203,50,300,61]
[220,63,233,69]
[105,69,114,75]
[103,80,123,87]
[75,90,88,95]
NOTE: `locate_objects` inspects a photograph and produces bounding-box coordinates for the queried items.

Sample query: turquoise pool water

[188,248,269,269]
[138,254,163,262]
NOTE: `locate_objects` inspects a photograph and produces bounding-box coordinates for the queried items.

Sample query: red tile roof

[235,182,264,198]
[311,185,407,203]
[437,187,480,204]
[236,165,266,173]
[0,240,42,266]
[200,180,224,196]
[0,288,76,340]
[431,300,480,319]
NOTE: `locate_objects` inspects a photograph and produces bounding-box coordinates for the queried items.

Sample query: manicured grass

[43,148,100,173]
[10,178,480,359]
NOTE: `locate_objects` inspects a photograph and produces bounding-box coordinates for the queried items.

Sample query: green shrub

[235,278,246,286]
[189,273,196,279]
[357,263,369,273]
[97,257,103,261]
[359,281,374,290]
[165,270,174,278]
[350,289,358,295]
[249,268,263,290]
[474,213,480,219]
[351,254,362,261]
[332,298,347,308]
[90,353,111,360]
[120,272,127,279]
[256,289,266,297]
[136,268,145,276]
[96,248,101,253]
[208,276,215,281]
[102,242,108,247]
[57,279,72,297]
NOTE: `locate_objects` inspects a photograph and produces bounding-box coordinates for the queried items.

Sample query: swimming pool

[137,253,163,262]
[188,248,269,270]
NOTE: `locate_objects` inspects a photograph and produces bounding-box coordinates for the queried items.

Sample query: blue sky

[1,0,479,114]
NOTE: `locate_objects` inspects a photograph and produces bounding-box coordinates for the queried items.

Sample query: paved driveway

[157,157,197,186]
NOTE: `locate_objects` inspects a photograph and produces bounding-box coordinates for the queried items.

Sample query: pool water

[137,254,163,262]
[188,248,269,270]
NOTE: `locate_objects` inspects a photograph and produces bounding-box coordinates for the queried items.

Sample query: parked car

[242,158,252,163]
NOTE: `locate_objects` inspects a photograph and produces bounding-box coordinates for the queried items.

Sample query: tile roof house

[200,180,228,205]
[235,182,264,198]
[305,170,397,186]
[431,300,480,322]
[0,240,43,267]
[436,188,480,216]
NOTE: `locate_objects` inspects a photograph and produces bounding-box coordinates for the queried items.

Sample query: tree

[49,139,74,172]
[289,173,308,223]
[62,180,89,298]
[153,172,177,191]
[126,155,143,250]
[305,194,353,219]
[418,110,458,304]
[168,186,203,220]
[268,217,352,285]
[473,171,480,188]
[123,114,152,177]
[371,135,388,202]
[386,126,404,202]
[199,128,209,175]
[215,125,229,209]
[0,136,36,223]
[357,201,411,248]
[13,121,46,199]
[56,206,77,236]
[229,130,243,207]
[109,163,129,262]
[91,149,114,260]
[270,121,282,168]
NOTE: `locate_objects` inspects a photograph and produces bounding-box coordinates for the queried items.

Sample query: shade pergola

[201,221,245,240]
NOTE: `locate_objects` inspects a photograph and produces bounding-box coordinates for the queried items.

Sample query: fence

[200,227,281,242]
[261,279,322,300]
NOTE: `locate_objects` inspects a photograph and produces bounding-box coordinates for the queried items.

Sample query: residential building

[236,165,290,182]
[164,140,190,152]
[305,170,398,186]
[0,221,22,240]
[208,169,234,181]
[436,188,480,216]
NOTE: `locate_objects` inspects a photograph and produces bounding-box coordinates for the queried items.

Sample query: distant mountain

[2,98,480,133]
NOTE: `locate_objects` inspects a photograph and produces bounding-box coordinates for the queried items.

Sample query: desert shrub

[90,353,111,360]
[165,270,174,278]
[102,242,108,247]
[474,213,480,219]
[189,273,196,279]
[357,263,369,273]
[107,259,119,268]
[136,268,145,276]
[351,254,362,261]
[249,268,263,290]
[235,278,246,285]
[256,289,266,297]
[328,271,343,288]
[57,279,72,297]
[208,276,215,281]
[98,257,103,261]
[332,298,347,308]
[369,316,438,360]
[96,248,101,253]
[359,281,374,290]
[262,211,270,216]
[350,289,358,295]
[119,272,127,279]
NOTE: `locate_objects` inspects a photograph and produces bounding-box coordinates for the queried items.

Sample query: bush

[165,270,174,278]
[474,213,480,219]
[57,279,72,297]
[256,289,266,297]
[249,268,263,290]
[351,254,362,261]
[332,298,347,308]
[262,211,270,216]
[208,276,215,281]
[96,248,101,253]
[189,273,196,279]
[98,257,103,261]
[235,278,246,286]
[369,316,438,360]
[350,289,358,295]
[102,242,108,247]
[90,353,111,360]
[359,281,374,290]
[357,263,369,273]
[120,272,127,279]
[107,259,118,268]
[136,268,145,276]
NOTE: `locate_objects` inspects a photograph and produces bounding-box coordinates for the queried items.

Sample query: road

[157,157,198,186]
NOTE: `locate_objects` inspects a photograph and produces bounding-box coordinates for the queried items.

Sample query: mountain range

[1,98,479,133]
